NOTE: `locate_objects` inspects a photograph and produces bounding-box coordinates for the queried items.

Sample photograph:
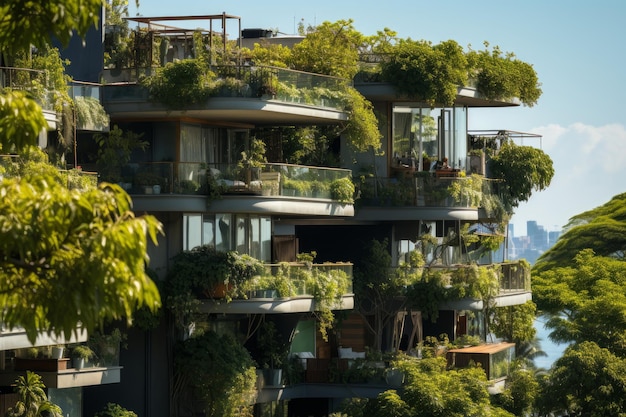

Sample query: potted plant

[257,321,289,386]
[89,328,127,367]
[135,171,163,194]
[72,345,95,369]
[330,177,355,204]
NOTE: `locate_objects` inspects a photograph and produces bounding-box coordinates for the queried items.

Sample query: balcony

[101,65,349,125]
[1,66,57,129]
[429,261,532,310]
[112,162,355,216]
[358,173,499,208]
[202,262,354,315]
[355,173,501,222]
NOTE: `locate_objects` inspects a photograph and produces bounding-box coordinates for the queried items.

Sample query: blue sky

[131,0,626,235]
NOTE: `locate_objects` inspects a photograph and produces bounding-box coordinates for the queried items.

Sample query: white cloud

[511,122,626,235]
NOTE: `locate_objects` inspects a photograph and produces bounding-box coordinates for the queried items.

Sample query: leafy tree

[353,239,417,351]
[467,42,542,106]
[7,371,62,417]
[0,90,47,152]
[533,249,626,356]
[95,125,148,183]
[290,19,363,79]
[534,192,626,272]
[492,367,539,417]
[539,341,626,417]
[371,356,514,417]
[488,141,554,212]
[173,330,257,417]
[0,149,162,342]
[491,301,537,349]
[0,0,163,342]
[0,0,101,54]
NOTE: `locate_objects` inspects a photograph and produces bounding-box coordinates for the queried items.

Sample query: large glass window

[392,105,467,171]
[183,213,271,261]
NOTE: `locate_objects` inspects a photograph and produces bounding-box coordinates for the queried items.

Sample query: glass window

[260,217,271,262]
[392,105,467,171]
[184,214,202,250]
[216,214,232,252]
[235,215,247,253]
[202,215,215,247]
[249,216,260,259]
[184,213,271,260]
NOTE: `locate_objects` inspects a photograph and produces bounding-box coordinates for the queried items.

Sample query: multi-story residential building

[1,10,537,417]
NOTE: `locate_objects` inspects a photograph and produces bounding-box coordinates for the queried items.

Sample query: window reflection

[183,213,271,261]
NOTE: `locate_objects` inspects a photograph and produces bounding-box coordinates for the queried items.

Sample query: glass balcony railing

[0,66,55,111]
[357,174,500,209]
[69,82,110,131]
[112,161,353,202]
[101,65,349,111]
[425,261,531,293]
[246,262,353,299]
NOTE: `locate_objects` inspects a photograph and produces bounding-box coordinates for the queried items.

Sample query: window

[392,105,468,171]
[183,213,271,261]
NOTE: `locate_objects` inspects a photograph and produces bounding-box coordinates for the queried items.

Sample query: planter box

[15,358,70,372]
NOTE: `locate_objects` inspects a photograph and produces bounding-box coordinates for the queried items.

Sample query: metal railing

[0,66,54,111]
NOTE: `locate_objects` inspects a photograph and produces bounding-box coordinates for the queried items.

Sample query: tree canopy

[0,0,101,54]
[538,342,626,417]
[533,249,626,356]
[489,141,554,212]
[0,151,163,342]
[0,0,164,343]
[534,192,626,272]
[342,356,514,417]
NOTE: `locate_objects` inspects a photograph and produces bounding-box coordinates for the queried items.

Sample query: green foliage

[344,356,513,417]
[330,177,355,204]
[0,90,47,153]
[165,246,265,330]
[71,344,95,360]
[7,371,63,417]
[380,39,468,107]
[488,141,554,212]
[378,38,540,107]
[74,96,109,130]
[534,192,626,272]
[290,19,363,79]
[491,300,538,346]
[0,0,101,53]
[533,249,626,356]
[354,239,416,350]
[244,42,292,67]
[341,87,383,152]
[467,43,542,106]
[142,59,215,108]
[95,125,148,183]
[539,341,626,417]
[104,0,134,68]
[94,403,138,417]
[492,368,539,416]
[257,321,289,369]
[0,152,163,343]
[174,330,257,417]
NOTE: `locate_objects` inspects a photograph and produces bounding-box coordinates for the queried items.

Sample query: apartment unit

[2,10,535,417]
